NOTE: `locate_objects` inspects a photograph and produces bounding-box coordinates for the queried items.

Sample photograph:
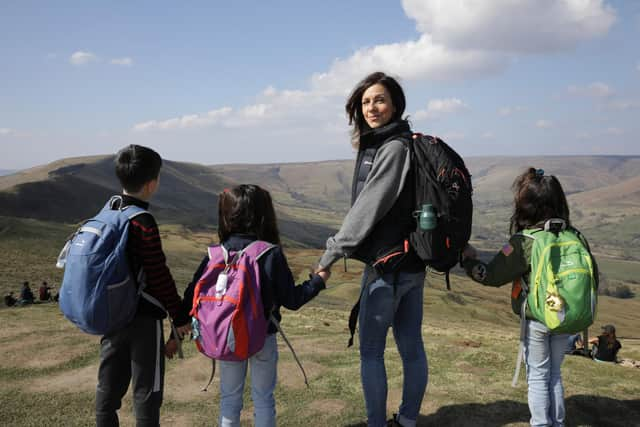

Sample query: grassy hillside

[0,157,336,247]
[0,225,638,426]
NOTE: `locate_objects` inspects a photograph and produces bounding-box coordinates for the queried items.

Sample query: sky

[1,0,639,170]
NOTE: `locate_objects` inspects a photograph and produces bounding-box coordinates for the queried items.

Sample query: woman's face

[361,83,395,129]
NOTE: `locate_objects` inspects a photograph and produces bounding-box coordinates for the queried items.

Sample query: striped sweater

[121,195,190,327]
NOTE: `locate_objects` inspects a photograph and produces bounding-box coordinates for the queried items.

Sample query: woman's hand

[317,269,331,284]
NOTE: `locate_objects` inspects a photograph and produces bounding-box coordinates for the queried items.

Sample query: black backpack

[405,134,473,289]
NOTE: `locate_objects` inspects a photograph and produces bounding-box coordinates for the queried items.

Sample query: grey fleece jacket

[318,139,411,269]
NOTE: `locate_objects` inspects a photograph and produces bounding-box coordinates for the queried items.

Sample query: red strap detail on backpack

[232,310,249,359]
[512,278,522,299]
[446,237,451,249]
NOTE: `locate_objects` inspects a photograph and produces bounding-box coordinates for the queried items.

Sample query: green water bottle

[419,204,437,230]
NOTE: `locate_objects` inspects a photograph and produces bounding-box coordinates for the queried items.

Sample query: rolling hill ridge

[1,154,639,252]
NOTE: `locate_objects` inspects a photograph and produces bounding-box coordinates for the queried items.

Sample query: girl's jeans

[358,267,428,427]
[218,333,278,427]
[524,320,568,427]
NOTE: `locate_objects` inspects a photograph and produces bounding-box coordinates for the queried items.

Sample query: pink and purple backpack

[190,240,274,361]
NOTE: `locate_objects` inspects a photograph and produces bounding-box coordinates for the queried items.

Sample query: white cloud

[498,106,526,116]
[603,100,639,111]
[536,120,553,129]
[605,127,623,135]
[402,0,616,53]
[413,98,469,120]
[310,35,506,96]
[70,51,98,65]
[110,57,133,66]
[133,86,343,132]
[131,1,618,135]
[133,107,233,131]
[0,127,28,137]
[567,82,613,98]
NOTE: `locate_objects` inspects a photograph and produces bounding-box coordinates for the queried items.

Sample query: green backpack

[522,219,598,334]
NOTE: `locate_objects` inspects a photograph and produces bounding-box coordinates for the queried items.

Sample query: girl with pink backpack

[168,184,329,427]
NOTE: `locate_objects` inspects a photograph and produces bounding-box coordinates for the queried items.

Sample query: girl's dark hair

[509,167,571,234]
[217,184,281,245]
[345,71,406,142]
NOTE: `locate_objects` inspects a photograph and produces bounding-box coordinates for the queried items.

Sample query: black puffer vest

[350,120,423,272]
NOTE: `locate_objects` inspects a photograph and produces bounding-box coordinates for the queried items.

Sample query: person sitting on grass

[589,324,622,363]
[565,333,584,355]
[19,281,35,305]
[39,281,52,302]
[4,292,17,307]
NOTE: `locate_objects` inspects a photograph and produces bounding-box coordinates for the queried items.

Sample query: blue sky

[1,0,639,169]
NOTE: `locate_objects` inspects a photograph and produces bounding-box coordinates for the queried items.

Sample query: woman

[317,72,427,427]
[589,324,621,362]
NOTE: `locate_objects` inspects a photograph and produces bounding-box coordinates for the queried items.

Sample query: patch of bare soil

[26,364,98,393]
[277,361,326,390]
[1,334,94,369]
[303,398,347,417]
[164,353,219,403]
[454,360,489,376]
[281,335,346,357]
[453,339,482,348]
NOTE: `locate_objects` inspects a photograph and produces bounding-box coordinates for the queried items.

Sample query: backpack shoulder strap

[518,228,541,240]
[207,245,229,264]
[240,240,277,261]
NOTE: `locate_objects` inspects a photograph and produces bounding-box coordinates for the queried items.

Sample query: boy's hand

[176,323,192,339]
[165,338,179,359]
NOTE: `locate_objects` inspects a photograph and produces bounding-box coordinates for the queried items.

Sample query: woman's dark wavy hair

[345,71,406,145]
[509,167,571,234]
[217,184,281,245]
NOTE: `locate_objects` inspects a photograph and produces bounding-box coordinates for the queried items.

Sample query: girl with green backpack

[461,167,598,427]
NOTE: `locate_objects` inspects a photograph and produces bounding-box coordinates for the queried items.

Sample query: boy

[96,144,190,427]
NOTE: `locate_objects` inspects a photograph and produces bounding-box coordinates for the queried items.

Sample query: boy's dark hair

[345,71,406,142]
[218,184,281,245]
[510,167,571,234]
[115,145,162,193]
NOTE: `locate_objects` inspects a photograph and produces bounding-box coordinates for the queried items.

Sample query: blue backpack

[57,196,152,335]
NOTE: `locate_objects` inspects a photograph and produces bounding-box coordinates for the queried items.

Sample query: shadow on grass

[344,395,639,427]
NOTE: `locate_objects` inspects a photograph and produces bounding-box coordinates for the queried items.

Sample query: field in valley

[1,221,639,427]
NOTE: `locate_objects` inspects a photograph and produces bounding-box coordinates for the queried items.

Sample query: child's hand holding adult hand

[165,338,179,359]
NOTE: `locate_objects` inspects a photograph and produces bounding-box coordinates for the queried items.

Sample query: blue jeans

[524,320,568,427]
[358,267,428,427]
[218,333,278,427]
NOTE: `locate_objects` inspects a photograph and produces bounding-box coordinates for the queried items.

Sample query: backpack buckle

[544,218,566,232]
[109,195,124,210]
